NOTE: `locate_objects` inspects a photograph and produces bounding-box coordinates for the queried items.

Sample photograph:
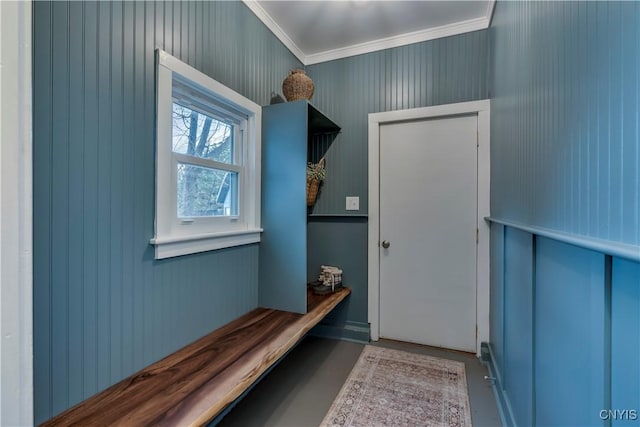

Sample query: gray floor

[218,336,502,427]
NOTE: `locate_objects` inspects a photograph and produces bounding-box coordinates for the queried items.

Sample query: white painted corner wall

[0,1,34,425]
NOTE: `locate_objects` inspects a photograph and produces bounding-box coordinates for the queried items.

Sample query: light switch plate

[346,196,360,211]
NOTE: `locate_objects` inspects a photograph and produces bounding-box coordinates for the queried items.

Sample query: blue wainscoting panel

[611,258,640,426]
[534,237,606,426]
[259,102,308,314]
[503,227,534,427]
[490,223,505,385]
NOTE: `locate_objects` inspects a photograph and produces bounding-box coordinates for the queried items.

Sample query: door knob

[381,240,390,249]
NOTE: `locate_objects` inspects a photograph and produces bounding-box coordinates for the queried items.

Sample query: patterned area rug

[320,345,472,427]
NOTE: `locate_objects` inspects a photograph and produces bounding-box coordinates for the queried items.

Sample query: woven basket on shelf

[283,69,314,102]
[306,158,325,207]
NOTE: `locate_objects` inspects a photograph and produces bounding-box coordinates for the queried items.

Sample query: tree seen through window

[172,103,237,217]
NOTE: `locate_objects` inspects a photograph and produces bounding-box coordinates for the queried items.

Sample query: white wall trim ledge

[485,217,640,263]
[150,229,263,259]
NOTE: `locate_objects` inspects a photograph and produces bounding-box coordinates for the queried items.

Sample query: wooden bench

[43,288,351,426]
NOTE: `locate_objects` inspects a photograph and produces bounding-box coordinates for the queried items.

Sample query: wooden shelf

[42,287,351,427]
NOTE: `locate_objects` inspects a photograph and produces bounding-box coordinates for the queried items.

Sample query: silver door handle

[381,240,390,249]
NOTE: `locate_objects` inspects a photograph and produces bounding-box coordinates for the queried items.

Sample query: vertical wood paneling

[306,31,489,215]
[121,0,135,377]
[95,0,112,393]
[491,224,639,427]
[502,228,534,427]
[50,1,70,412]
[33,1,53,419]
[490,3,640,424]
[82,0,99,399]
[534,237,606,426]
[491,1,640,246]
[489,223,505,385]
[109,0,124,387]
[33,1,300,422]
[67,1,84,405]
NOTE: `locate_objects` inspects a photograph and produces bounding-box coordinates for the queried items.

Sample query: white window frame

[150,50,262,259]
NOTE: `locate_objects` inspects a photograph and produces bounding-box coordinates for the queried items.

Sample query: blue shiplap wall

[489,1,640,425]
[306,30,488,215]
[32,1,300,423]
[490,1,640,246]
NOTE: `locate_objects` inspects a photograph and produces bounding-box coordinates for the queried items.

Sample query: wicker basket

[306,158,325,206]
[306,179,320,207]
[283,69,314,102]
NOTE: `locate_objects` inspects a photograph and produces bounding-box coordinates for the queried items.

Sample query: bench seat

[43,287,351,427]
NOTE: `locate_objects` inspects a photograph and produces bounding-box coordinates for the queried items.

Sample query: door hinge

[476,228,479,244]
[477,131,479,147]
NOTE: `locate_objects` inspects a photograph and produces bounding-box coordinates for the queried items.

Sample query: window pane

[172,103,234,164]
[177,163,238,218]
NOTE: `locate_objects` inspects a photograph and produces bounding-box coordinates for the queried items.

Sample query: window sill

[150,228,263,259]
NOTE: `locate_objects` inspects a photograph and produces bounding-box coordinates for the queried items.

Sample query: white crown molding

[242,0,306,65]
[486,0,496,25]
[244,1,494,66]
[304,15,490,65]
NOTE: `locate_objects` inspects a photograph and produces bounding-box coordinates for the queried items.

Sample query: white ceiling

[243,1,495,65]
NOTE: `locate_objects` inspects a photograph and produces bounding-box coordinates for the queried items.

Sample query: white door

[379,114,478,352]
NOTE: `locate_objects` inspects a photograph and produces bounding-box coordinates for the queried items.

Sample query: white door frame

[0,1,34,425]
[368,100,490,356]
